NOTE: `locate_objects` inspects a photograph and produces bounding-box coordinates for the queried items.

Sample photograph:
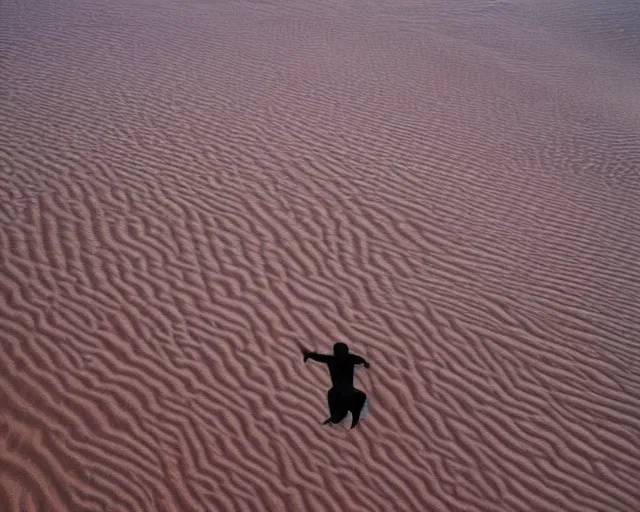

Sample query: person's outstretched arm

[352,354,370,369]
[302,349,332,363]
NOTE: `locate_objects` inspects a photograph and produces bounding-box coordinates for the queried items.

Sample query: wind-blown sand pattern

[1,0,640,510]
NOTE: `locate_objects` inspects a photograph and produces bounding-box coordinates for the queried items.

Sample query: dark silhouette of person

[303,342,370,428]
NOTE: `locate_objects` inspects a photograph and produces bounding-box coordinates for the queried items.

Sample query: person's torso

[328,357,356,389]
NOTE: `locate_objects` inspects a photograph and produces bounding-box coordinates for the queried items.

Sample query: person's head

[333,342,349,357]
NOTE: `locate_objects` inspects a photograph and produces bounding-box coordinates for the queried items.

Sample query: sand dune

[2,0,640,510]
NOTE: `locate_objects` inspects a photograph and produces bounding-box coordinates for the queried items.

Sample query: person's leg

[349,390,367,429]
[327,388,348,424]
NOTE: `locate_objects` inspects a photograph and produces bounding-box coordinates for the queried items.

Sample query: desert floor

[1,0,640,510]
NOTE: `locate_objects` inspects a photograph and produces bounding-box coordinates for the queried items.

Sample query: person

[303,342,370,428]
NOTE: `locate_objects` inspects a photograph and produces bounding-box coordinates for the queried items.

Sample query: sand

[1,0,640,510]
